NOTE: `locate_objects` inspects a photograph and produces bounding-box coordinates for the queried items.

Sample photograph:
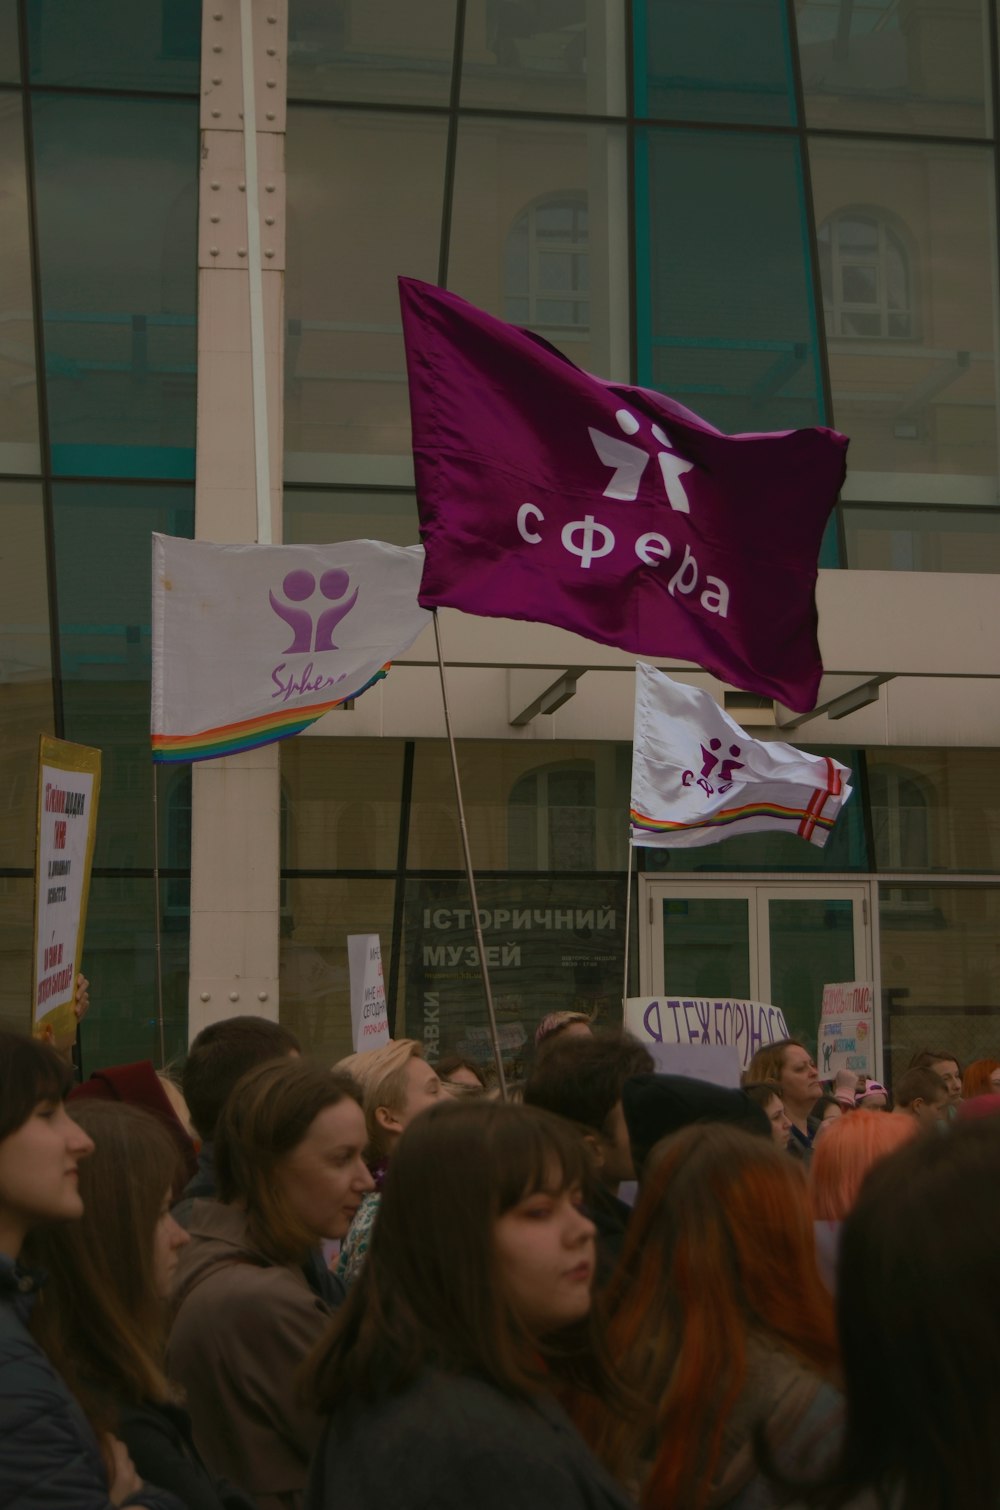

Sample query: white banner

[630,664,852,849]
[151,535,431,762]
[818,980,875,1078]
[348,934,391,1053]
[33,737,101,1048]
[625,995,790,1072]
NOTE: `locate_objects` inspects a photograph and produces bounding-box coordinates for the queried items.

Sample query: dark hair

[908,1047,961,1075]
[28,1102,182,1428]
[181,1015,300,1140]
[743,1080,784,1110]
[0,1030,73,1141]
[894,1067,947,1108]
[813,1094,844,1120]
[302,1099,612,1410]
[435,1055,487,1089]
[525,1032,654,1139]
[215,1058,361,1263]
[796,1122,1000,1509]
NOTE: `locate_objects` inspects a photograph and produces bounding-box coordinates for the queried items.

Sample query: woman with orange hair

[576,1123,841,1510]
[961,1057,1000,1099]
[809,1108,917,1294]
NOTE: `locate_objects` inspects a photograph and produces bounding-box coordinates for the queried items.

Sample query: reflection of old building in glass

[1,0,998,1082]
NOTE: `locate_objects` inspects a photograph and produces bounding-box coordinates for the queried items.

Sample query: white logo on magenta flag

[399,276,848,713]
[629,664,853,850]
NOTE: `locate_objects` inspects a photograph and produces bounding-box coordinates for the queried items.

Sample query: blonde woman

[333,1040,442,1286]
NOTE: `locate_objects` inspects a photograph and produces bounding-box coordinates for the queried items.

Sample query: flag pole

[151,763,167,1069]
[431,610,508,1100]
[622,835,634,1013]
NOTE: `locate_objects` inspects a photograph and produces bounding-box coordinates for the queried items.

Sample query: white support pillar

[188,0,288,1037]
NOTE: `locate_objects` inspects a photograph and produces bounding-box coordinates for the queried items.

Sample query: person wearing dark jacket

[28,1100,256,1510]
[524,1032,654,1282]
[301,1099,636,1510]
[0,1029,182,1510]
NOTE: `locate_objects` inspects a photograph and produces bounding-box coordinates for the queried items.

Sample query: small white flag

[151,535,431,763]
[630,663,852,849]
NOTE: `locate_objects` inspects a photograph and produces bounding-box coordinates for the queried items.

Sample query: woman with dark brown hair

[0,1030,181,1510]
[576,1123,841,1510]
[28,1101,255,1510]
[301,1099,635,1510]
[168,1059,373,1510]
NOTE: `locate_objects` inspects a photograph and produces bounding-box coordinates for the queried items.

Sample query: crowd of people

[2,1013,999,1510]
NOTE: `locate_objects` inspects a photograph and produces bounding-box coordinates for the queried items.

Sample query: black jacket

[118,1399,258,1510]
[0,1257,183,1510]
[306,1369,636,1510]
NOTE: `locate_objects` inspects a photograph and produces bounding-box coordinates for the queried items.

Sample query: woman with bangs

[576,1123,842,1510]
[301,1099,635,1510]
[0,1030,182,1509]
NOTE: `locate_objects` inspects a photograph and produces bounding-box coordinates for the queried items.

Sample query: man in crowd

[893,1066,950,1127]
[908,1047,962,1108]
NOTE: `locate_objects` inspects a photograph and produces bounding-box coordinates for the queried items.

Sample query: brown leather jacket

[167,1201,331,1510]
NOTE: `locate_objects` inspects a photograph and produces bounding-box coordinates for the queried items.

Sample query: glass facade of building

[2,0,999,1080]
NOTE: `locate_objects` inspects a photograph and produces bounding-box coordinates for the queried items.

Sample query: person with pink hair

[809,1109,918,1292]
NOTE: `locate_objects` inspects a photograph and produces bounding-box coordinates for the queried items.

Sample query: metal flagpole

[151,764,167,1069]
[432,611,508,1099]
[622,834,634,1013]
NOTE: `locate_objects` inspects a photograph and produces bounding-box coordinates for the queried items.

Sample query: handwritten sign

[348,934,391,1053]
[818,980,874,1077]
[32,736,101,1049]
[625,996,790,1072]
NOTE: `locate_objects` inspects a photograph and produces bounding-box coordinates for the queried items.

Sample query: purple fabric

[399,277,849,712]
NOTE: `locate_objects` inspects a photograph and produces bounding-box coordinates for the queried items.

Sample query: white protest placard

[645,1041,742,1088]
[347,934,391,1053]
[818,981,874,1078]
[625,996,790,1072]
[32,736,101,1049]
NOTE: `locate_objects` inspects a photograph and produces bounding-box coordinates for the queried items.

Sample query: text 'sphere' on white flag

[629,664,852,850]
[151,536,432,763]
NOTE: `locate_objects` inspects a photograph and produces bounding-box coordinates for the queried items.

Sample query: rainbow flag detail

[629,664,852,851]
[152,667,389,764]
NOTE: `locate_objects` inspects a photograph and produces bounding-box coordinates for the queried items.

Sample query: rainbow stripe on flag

[152,667,389,764]
[630,795,839,842]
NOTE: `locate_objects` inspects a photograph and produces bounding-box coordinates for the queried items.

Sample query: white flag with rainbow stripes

[151,535,431,763]
[629,664,852,850]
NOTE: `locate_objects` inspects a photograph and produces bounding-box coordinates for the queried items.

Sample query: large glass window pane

[843,504,1000,573]
[283,487,419,545]
[51,482,194,870]
[637,129,825,438]
[288,0,456,107]
[281,737,405,872]
[0,0,19,82]
[662,896,752,997]
[31,95,198,479]
[461,0,626,116]
[797,0,990,138]
[0,877,35,1039]
[75,876,189,1072]
[401,875,627,1079]
[635,0,797,125]
[285,107,447,482]
[0,95,40,472]
[0,481,55,869]
[810,140,998,492]
[448,118,629,382]
[25,0,199,93]
[767,897,855,1044]
[867,749,1000,875]
[407,741,631,872]
[281,877,397,1065]
[881,885,1000,1086]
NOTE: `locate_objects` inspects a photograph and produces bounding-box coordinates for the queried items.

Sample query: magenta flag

[400,277,848,713]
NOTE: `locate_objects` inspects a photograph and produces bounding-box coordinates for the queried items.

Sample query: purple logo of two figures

[268,568,358,654]
[682,738,745,798]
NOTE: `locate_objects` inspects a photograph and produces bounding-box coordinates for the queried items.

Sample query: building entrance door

[639,879,877,1063]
